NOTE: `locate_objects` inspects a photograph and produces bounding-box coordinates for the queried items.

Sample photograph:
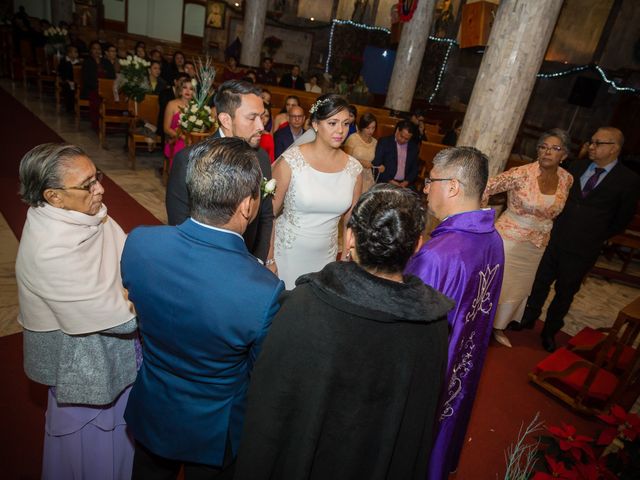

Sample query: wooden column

[240,0,268,68]
[384,0,438,112]
[457,0,564,177]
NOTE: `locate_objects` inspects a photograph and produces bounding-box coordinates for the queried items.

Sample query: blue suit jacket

[122,219,284,466]
[274,126,305,159]
[372,135,420,185]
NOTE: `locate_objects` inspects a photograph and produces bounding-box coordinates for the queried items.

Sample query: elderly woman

[15,144,138,479]
[483,128,574,347]
[235,184,451,479]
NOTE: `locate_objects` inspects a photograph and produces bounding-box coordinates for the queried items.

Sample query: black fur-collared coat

[234,261,453,480]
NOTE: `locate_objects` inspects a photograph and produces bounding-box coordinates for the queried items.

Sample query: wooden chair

[127,95,161,170]
[426,131,445,144]
[529,296,640,415]
[19,40,39,89]
[591,202,640,287]
[37,49,59,98]
[98,78,130,148]
[184,129,216,147]
[73,65,89,126]
[416,141,448,190]
[376,122,396,139]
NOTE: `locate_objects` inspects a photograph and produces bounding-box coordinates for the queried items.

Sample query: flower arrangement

[178,57,217,134]
[262,36,283,57]
[43,26,68,44]
[117,55,151,102]
[179,99,213,133]
[504,406,640,480]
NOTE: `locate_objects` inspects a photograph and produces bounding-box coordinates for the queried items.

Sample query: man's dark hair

[347,184,426,274]
[214,80,262,118]
[395,119,414,133]
[186,137,262,225]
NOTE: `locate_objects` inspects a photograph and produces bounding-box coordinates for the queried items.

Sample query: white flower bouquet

[179,101,213,133]
[178,57,217,133]
[43,26,68,45]
[117,55,151,102]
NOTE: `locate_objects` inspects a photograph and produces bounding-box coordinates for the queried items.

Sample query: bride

[267,94,363,289]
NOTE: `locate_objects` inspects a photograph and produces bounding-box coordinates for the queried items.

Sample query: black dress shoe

[507,320,535,331]
[541,334,556,353]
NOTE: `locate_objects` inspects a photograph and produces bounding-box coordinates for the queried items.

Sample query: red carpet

[0,86,161,237]
[0,86,602,478]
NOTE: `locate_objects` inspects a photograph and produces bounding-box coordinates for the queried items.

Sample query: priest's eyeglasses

[537,144,563,153]
[425,177,463,186]
[59,171,104,193]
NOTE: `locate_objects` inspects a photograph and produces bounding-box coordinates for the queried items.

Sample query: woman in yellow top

[343,113,379,192]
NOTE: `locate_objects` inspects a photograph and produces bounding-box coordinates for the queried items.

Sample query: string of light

[325,20,639,97]
[325,19,457,102]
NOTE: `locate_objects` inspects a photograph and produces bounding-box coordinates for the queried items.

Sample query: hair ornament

[309,98,331,115]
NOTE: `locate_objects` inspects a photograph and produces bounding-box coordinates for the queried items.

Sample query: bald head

[588,127,623,166]
[288,105,305,130]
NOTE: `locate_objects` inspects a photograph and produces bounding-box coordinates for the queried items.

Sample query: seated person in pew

[372,120,420,189]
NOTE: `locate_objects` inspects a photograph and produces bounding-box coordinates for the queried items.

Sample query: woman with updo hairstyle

[267,93,363,289]
[235,184,452,479]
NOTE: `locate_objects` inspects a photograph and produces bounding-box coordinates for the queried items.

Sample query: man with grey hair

[122,137,284,478]
[515,126,640,352]
[405,146,504,480]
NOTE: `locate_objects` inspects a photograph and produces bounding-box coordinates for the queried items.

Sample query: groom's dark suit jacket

[165,130,274,261]
[550,158,640,258]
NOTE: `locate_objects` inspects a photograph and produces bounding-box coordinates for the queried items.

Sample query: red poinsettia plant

[505,406,640,480]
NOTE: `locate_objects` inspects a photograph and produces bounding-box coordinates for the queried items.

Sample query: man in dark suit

[279,64,305,91]
[256,57,277,85]
[123,137,284,478]
[372,120,420,188]
[515,127,640,351]
[273,105,305,158]
[166,80,274,262]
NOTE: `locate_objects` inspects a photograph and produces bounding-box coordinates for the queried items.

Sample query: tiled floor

[2,79,640,344]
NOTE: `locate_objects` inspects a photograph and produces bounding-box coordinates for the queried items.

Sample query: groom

[166,80,273,262]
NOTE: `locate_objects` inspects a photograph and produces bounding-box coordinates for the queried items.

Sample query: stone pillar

[457,0,564,177]
[51,0,74,25]
[240,0,268,68]
[384,0,437,112]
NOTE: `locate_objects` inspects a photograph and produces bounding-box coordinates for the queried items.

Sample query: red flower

[597,405,640,443]
[547,424,594,460]
[532,455,579,479]
[573,457,617,480]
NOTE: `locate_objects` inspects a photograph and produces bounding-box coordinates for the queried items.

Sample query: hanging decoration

[397,0,419,22]
[324,19,639,102]
[537,64,639,94]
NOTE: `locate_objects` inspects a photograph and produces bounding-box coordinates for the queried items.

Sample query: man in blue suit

[372,119,420,189]
[122,137,284,478]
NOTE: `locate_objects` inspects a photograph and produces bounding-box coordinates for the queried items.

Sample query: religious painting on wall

[206,1,226,29]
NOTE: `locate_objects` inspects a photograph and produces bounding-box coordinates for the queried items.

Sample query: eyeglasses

[425,177,456,186]
[289,115,305,120]
[59,171,104,193]
[537,144,564,153]
[588,140,615,147]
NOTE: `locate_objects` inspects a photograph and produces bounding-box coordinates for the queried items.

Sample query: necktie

[582,167,605,197]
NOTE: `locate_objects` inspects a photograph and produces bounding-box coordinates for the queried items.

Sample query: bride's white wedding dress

[274,146,362,289]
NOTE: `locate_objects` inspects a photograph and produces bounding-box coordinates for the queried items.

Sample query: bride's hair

[309,94,349,122]
[347,184,426,274]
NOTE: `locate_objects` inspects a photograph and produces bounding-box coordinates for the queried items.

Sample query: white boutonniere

[261,177,277,198]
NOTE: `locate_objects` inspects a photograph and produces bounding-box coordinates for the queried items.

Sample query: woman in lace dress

[343,112,378,192]
[267,94,363,289]
[482,128,573,347]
